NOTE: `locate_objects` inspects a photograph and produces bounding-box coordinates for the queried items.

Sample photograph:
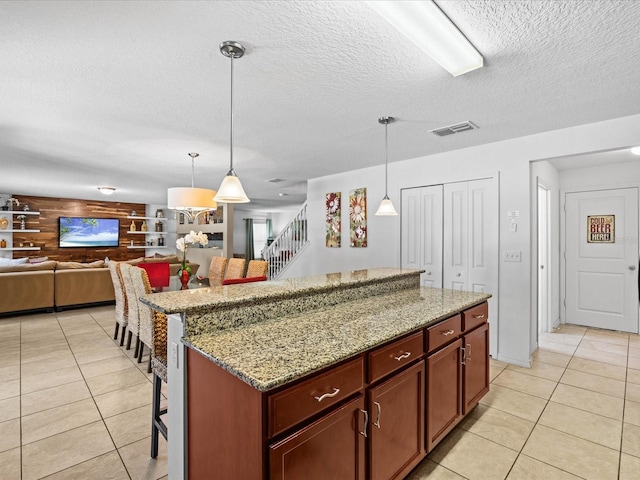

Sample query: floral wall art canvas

[325,192,341,247]
[349,187,367,247]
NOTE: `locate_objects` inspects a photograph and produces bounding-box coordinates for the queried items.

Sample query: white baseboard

[493,354,530,368]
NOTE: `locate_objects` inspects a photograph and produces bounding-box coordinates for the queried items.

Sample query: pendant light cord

[188,152,199,188]
[384,122,389,197]
[229,53,234,173]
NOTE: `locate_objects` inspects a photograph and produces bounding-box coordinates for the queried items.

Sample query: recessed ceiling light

[631,146,640,155]
[97,187,116,195]
[267,178,286,183]
[278,193,289,197]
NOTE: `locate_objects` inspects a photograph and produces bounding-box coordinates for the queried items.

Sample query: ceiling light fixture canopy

[167,152,217,221]
[214,41,250,203]
[97,187,116,195]
[375,116,398,216]
[366,0,483,77]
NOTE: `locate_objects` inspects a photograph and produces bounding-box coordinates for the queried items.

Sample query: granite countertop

[140,267,421,315]
[183,287,491,392]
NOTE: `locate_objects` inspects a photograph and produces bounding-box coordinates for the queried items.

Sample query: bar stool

[107,261,128,345]
[225,258,246,280]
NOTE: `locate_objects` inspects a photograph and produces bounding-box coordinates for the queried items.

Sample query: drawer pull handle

[394,351,411,361]
[373,401,382,428]
[441,329,455,336]
[473,314,485,319]
[359,409,368,437]
[466,343,472,360]
[461,346,466,366]
[314,387,340,402]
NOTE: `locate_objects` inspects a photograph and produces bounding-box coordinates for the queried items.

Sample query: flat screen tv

[59,217,120,248]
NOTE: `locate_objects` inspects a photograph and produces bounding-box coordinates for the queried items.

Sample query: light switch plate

[170,342,179,368]
[504,250,522,262]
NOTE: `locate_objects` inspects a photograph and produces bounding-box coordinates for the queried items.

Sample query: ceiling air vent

[429,121,478,137]
[266,178,285,183]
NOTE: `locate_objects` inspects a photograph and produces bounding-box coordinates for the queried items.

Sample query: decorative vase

[180,268,191,290]
[20,219,26,230]
[0,239,6,248]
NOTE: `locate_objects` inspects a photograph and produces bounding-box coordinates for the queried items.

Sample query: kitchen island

[141,268,491,480]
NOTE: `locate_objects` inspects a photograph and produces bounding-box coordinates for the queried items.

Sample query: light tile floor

[0,306,167,480]
[409,323,640,480]
[2,308,640,479]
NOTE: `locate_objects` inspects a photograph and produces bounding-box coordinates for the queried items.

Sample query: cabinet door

[269,395,366,480]
[426,339,462,452]
[463,322,490,414]
[369,362,425,480]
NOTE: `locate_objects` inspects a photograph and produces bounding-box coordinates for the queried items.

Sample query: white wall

[285,113,640,367]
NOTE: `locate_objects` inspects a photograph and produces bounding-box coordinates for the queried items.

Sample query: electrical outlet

[504,250,522,262]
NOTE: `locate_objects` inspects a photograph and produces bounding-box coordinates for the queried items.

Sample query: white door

[538,183,550,335]
[565,188,639,333]
[443,183,468,291]
[443,179,497,297]
[401,185,443,288]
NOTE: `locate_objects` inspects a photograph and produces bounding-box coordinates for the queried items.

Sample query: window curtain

[266,218,273,245]
[245,218,255,261]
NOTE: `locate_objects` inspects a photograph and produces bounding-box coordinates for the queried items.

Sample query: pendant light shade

[214,41,250,204]
[375,116,398,216]
[167,153,217,221]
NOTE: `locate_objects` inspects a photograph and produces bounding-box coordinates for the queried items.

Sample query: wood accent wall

[11,195,147,262]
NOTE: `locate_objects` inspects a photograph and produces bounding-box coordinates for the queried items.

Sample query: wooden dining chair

[208,256,228,286]
[224,258,246,280]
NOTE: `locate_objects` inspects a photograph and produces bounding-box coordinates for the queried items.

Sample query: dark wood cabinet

[186,301,489,480]
[426,338,463,452]
[270,395,366,480]
[369,361,425,480]
[463,322,490,413]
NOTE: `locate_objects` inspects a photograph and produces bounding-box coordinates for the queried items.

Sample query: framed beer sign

[587,215,615,243]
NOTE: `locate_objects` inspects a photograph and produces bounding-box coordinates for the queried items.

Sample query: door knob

[630,265,637,271]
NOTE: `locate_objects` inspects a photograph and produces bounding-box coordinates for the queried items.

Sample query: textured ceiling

[1,0,639,210]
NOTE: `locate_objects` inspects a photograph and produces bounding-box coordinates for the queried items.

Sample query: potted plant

[1,197,19,211]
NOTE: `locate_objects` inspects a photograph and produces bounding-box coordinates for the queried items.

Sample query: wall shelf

[1,247,41,251]
[127,246,168,250]
[0,210,40,215]
[127,231,166,235]
[127,216,168,221]
[0,229,40,233]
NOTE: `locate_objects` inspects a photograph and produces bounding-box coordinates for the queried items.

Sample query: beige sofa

[0,260,57,315]
[0,256,199,316]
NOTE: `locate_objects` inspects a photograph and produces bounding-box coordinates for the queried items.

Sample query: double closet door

[401,178,498,356]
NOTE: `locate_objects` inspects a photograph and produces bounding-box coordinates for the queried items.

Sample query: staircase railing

[262,202,308,279]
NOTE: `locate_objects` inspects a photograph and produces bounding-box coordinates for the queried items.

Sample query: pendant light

[214,41,250,203]
[375,116,398,216]
[167,152,217,222]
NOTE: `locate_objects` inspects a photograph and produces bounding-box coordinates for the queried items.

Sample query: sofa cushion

[143,255,180,264]
[56,260,105,270]
[28,256,49,264]
[0,257,29,266]
[0,260,57,273]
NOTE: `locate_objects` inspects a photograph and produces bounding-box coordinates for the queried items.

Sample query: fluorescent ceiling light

[631,146,640,155]
[367,0,483,76]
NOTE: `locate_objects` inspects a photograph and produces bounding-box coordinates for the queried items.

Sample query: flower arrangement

[176,230,208,276]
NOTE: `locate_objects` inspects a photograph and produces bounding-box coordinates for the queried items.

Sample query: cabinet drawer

[268,357,364,438]
[426,315,461,353]
[368,331,423,384]
[463,302,488,332]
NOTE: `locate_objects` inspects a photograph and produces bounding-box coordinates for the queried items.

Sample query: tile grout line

[500,328,582,480]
